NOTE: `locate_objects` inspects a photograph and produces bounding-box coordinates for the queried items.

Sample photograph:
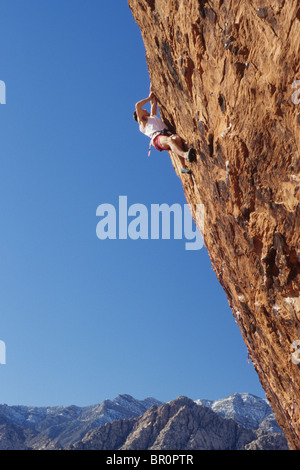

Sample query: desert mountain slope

[0,394,162,450]
[71,396,288,450]
[0,393,287,450]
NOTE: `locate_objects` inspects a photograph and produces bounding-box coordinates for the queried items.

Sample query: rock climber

[133,85,196,174]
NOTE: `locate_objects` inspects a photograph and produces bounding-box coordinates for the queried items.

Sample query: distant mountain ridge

[0,393,288,450]
[196,392,282,434]
[0,394,162,449]
[71,396,288,451]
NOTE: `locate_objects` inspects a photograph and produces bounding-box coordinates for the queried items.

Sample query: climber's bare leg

[158,135,187,167]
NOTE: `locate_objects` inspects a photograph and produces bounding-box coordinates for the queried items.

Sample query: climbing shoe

[181,167,191,174]
[186,148,196,163]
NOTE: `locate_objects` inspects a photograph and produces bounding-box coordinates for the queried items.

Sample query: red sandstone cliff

[128,0,300,449]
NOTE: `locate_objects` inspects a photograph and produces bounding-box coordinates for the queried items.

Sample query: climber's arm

[135,96,151,122]
[150,94,157,116]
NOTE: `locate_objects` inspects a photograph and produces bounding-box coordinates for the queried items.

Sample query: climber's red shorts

[153,131,172,152]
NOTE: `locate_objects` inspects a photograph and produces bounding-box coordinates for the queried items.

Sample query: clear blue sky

[0,0,264,407]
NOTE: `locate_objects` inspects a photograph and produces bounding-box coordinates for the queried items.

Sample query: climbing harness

[148,129,172,157]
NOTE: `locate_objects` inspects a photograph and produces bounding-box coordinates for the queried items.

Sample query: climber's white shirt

[139,115,168,139]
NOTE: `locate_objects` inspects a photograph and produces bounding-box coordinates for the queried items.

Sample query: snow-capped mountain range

[0,393,283,449]
[196,392,282,434]
[0,394,162,429]
[0,394,163,449]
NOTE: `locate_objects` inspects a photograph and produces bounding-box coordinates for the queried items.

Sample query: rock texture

[0,424,32,450]
[71,396,288,450]
[128,0,300,449]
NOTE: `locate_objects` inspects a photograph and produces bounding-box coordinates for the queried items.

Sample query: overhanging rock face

[128,0,300,449]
